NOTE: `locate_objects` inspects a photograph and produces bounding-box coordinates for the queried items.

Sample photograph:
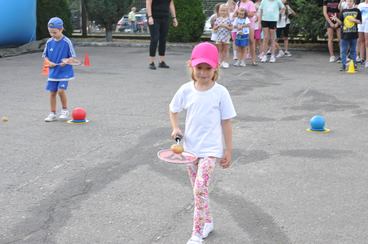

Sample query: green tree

[37,0,73,40]
[168,0,206,42]
[85,0,133,41]
[289,0,325,41]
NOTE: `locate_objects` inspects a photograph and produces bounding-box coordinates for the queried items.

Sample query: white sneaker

[276,50,285,58]
[187,235,203,244]
[44,112,57,122]
[329,56,336,63]
[202,222,214,239]
[258,52,265,59]
[233,60,240,66]
[240,60,246,67]
[356,56,362,63]
[261,55,267,63]
[365,61,368,68]
[59,109,69,120]
[284,51,292,57]
[222,62,229,68]
[270,55,276,63]
[266,48,271,55]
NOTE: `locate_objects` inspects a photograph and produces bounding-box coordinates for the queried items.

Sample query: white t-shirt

[170,81,237,158]
[358,2,368,32]
[358,2,368,21]
[277,5,293,28]
[234,17,251,34]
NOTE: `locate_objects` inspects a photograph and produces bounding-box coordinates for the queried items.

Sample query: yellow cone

[347,60,355,74]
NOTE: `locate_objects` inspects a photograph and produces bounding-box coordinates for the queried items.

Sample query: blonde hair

[236,8,248,18]
[187,61,220,82]
[219,4,229,17]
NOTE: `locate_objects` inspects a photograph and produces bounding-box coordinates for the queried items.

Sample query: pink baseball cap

[191,42,219,69]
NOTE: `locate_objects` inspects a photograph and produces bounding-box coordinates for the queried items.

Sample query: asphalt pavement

[1,44,368,244]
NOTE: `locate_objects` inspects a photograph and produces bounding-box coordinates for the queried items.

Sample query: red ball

[72,107,86,121]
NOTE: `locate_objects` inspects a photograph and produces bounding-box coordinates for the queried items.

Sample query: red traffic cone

[83,52,91,66]
[41,60,49,76]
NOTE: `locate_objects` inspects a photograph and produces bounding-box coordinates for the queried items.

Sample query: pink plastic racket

[157,136,198,164]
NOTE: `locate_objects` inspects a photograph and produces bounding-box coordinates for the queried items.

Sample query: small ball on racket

[171,144,184,154]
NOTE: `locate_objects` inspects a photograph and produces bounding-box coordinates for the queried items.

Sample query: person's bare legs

[50,92,57,113]
[223,44,229,64]
[358,33,365,61]
[284,36,289,52]
[365,33,368,66]
[262,27,269,56]
[249,28,256,64]
[58,89,68,109]
[237,46,245,62]
[270,28,276,56]
[327,27,335,57]
[336,28,341,59]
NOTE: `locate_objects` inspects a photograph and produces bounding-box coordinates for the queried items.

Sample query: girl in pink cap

[169,42,237,244]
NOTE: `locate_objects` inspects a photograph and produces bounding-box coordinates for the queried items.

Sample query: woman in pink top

[234,0,257,65]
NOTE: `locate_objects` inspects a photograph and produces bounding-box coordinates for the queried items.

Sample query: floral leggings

[187,157,216,237]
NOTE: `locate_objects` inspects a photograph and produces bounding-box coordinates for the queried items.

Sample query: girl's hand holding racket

[171,128,183,140]
[157,133,198,164]
[220,149,232,169]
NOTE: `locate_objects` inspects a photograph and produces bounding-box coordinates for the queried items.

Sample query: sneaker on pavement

[258,52,265,59]
[339,66,346,72]
[356,56,362,63]
[59,109,69,120]
[233,60,240,66]
[187,235,203,244]
[45,112,57,122]
[261,55,268,63]
[149,62,156,70]
[222,62,229,68]
[336,56,341,63]
[365,61,368,68]
[266,49,271,55]
[202,222,214,239]
[276,50,285,58]
[240,60,246,67]
[284,51,292,57]
[158,61,170,68]
[270,55,276,63]
[329,56,336,63]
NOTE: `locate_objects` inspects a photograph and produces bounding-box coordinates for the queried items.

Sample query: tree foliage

[85,0,133,41]
[168,0,206,42]
[289,0,325,41]
[37,0,73,40]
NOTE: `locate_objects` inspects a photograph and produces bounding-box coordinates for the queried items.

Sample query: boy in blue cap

[42,17,78,122]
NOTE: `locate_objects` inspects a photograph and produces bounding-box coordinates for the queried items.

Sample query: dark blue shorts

[46,80,69,92]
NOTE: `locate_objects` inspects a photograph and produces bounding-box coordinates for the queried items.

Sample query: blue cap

[48,17,64,29]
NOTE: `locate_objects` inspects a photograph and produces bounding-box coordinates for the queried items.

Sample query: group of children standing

[324,0,368,71]
[208,0,296,68]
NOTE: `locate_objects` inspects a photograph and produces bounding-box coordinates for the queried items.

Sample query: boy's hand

[220,149,232,169]
[48,62,57,68]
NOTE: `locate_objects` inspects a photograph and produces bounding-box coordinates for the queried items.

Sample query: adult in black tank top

[146,0,178,70]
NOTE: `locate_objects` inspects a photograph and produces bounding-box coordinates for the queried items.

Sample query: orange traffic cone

[83,52,91,66]
[41,60,49,76]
